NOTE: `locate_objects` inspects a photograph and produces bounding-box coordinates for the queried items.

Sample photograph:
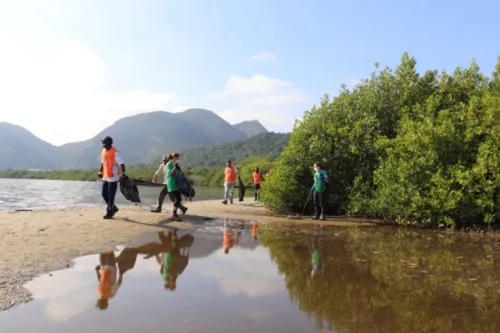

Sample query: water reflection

[2,224,500,333]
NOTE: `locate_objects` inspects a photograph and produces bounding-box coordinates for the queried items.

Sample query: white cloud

[206,74,308,128]
[200,247,285,298]
[249,50,277,63]
[0,37,179,145]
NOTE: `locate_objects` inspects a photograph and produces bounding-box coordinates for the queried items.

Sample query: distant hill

[0,109,274,170]
[0,122,62,170]
[179,132,290,167]
[233,120,268,137]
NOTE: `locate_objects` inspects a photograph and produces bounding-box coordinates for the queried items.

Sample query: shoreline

[0,200,373,311]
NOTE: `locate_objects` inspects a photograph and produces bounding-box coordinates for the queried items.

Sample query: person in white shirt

[151,155,169,213]
[97,136,126,219]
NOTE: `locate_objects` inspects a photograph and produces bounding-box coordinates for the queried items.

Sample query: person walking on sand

[312,162,328,220]
[98,136,126,219]
[222,160,238,205]
[166,153,188,221]
[151,155,169,213]
[252,167,264,201]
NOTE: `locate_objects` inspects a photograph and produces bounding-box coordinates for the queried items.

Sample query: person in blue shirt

[311,162,328,220]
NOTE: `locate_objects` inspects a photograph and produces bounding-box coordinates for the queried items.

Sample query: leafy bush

[261,53,500,227]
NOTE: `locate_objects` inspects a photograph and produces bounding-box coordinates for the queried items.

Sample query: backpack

[177,171,195,199]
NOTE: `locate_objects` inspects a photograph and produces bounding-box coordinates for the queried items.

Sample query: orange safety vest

[252,172,262,185]
[98,269,112,299]
[223,231,234,249]
[101,147,117,178]
[225,166,236,182]
[251,222,258,238]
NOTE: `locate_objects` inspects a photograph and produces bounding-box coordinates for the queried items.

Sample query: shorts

[254,184,261,190]
[168,190,182,208]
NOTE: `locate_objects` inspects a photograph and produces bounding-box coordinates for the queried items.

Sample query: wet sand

[0,200,373,310]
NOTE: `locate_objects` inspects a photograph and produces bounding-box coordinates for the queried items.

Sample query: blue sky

[0,0,498,145]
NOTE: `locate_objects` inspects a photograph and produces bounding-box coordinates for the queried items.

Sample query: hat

[101,136,113,145]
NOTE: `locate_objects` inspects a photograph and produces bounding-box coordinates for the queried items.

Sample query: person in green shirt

[165,152,188,221]
[312,162,328,220]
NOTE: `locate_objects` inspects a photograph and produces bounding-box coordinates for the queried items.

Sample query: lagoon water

[0,178,222,211]
[1,221,500,333]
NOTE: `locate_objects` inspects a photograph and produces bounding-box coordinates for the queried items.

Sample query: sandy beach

[0,200,373,310]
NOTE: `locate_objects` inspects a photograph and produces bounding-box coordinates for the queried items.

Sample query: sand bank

[0,200,373,310]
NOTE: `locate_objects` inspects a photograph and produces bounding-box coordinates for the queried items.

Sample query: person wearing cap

[98,136,126,219]
[151,155,169,213]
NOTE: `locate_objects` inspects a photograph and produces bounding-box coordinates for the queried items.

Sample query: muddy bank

[0,200,372,310]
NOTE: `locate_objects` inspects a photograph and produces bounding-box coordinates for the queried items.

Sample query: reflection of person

[310,226,326,278]
[155,230,194,291]
[95,251,127,310]
[251,222,259,241]
[223,221,235,254]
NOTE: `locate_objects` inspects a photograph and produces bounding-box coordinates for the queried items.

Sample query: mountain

[233,120,268,137]
[174,108,248,143]
[179,132,290,167]
[0,109,272,170]
[0,122,61,170]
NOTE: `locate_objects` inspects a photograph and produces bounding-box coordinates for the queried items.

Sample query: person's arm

[322,171,328,183]
[167,162,176,176]
[115,150,126,175]
[95,265,101,281]
[152,164,162,182]
[98,163,103,178]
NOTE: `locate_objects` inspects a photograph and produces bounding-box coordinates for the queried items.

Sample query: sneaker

[312,216,319,220]
[222,200,227,205]
[112,206,119,216]
[172,214,182,221]
[320,214,326,221]
[151,208,162,213]
[180,206,188,215]
[103,214,113,220]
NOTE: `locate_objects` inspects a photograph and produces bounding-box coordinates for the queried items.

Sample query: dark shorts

[168,190,182,207]
[254,184,261,190]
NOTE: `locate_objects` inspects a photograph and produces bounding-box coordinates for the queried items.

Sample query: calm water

[2,221,500,333]
[0,179,222,211]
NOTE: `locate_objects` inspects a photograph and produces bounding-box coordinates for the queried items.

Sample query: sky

[0,0,499,146]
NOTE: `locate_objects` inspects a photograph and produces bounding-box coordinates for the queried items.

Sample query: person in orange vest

[97,136,126,219]
[223,221,235,254]
[95,251,122,310]
[222,160,238,205]
[251,221,259,241]
[252,167,264,201]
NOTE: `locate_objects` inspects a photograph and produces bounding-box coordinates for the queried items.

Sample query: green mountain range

[0,108,271,170]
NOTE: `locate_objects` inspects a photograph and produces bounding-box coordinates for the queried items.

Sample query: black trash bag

[177,171,195,200]
[119,175,141,203]
[238,175,245,202]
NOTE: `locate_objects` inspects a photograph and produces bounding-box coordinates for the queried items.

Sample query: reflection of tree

[259,227,500,332]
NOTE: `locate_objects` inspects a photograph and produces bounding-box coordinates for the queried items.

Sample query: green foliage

[261,53,500,227]
[0,156,276,188]
[179,132,289,167]
[258,227,500,332]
